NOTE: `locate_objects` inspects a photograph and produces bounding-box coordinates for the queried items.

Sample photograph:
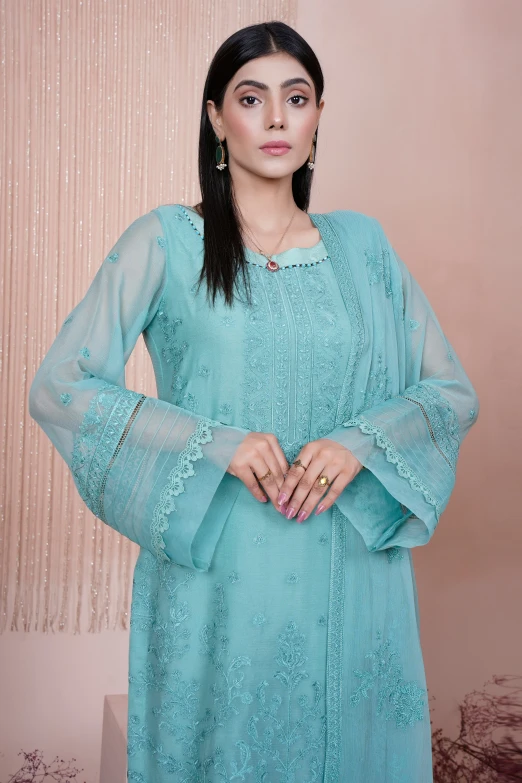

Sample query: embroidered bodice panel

[144,204,352,465]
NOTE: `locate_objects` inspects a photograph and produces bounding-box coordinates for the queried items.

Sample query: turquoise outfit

[29,203,479,782]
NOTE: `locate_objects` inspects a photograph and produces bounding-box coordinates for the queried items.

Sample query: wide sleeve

[326,223,480,551]
[28,210,250,571]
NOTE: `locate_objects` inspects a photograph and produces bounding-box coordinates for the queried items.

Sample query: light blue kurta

[28,203,479,782]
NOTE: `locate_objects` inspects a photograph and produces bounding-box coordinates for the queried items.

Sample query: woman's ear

[206,100,223,139]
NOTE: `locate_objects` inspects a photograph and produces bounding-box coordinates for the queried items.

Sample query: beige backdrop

[1,0,521,779]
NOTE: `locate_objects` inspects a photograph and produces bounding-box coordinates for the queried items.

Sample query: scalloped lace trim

[342,415,441,513]
[150,417,216,561]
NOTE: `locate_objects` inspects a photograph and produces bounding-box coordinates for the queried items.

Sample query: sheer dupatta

[28,211,250,571]
[324,216,480,552]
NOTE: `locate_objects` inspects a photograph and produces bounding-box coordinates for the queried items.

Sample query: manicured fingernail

[297,509,308,523]
[315,504,325,516]
[280,503,288,514]
[285,506,296,520]
[277,492,287,505]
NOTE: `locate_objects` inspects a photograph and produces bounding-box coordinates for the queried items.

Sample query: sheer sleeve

[326,222,480,551]
[28,210,250,570]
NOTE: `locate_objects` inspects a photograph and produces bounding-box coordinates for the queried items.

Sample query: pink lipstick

[260,140,291,156]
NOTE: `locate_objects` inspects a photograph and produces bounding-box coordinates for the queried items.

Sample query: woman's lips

[260,146,291,155]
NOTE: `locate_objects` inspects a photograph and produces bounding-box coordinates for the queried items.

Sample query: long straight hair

[192,21,324,308]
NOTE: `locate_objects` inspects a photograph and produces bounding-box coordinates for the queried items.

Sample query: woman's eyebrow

[232,77,311,92]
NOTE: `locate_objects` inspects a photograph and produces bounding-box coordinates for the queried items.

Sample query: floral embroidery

[60,392,72,406]
[409,318,420,331]
[228,570,240,584]
[172,373,189,406]
[318,533,329,545]
[156,296,190,404]
[79,346,90,359]
[469,408,476,419]
[71,382,144,521]
[129,577,254,777]
[198,365,210,377]
[130,553,196,633]
[286,572,299,584]
[386,546,404,563]
[240,270,292,463]
[357,352,392,413]
[252,613,267,626]
[150,417,218,561]
[181,391,199,413]
[364,247,392,297]
[211,744,254,780]
[199,583,254,714]
[240,260,345,466]
[106,252,119,263]
[221,315,235,327]
[318,614,327,627]
[218,402,233,416]
[156,235,166,249]
[253,534,266,545]
[299,268,345,445]
[349,630,426,729]
[246,619,326,779]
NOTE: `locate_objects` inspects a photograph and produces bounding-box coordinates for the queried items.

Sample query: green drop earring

[215,134,227,170]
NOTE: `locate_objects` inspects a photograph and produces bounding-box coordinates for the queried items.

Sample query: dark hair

[192,20,324,308]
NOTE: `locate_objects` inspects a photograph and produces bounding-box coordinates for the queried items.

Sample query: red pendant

[266,259,280,272]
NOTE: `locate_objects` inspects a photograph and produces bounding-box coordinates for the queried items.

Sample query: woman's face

[208,52,324,180]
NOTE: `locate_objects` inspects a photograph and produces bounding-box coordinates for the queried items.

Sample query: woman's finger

[313,473,350,516]
[283,458,341,521]
[249,452,287,510]
[276,446,316,510]
[262,433,289,490]
[235,461,271,503]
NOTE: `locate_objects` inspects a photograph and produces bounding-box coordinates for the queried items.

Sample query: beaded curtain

[0,0,297,633]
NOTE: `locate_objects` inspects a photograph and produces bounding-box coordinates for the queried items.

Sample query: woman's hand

[276,438,364,522]
[227,432,290,510]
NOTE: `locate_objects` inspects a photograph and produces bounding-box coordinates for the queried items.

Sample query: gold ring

[318,475,331,487]
[258,469,272,482]
[292,459,307,470]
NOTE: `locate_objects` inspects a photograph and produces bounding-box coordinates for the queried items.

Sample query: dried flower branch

[3,749,86,783]
[432,675,522,782]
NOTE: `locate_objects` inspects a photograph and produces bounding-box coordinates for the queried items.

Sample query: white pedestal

[100,694,128,783]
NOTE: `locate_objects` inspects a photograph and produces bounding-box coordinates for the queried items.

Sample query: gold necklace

[239,205,298,272]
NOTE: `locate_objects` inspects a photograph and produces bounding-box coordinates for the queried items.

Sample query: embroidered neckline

[177,203,330,269]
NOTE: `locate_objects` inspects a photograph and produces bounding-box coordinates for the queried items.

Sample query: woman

[29,20,479,783]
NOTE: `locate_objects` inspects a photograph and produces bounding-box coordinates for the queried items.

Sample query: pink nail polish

[285,506,296,520]
[297,509,308,523]
[277,492,287,506]
[315,503,325,516]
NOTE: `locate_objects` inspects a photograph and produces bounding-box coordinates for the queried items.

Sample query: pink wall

[297,0,522,736]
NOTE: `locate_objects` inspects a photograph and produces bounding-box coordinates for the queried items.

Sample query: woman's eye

[240,96,260,106]
[289,95,308,106]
